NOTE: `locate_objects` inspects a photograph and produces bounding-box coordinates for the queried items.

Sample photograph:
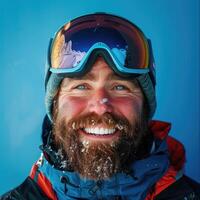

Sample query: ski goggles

[48,13,153,76]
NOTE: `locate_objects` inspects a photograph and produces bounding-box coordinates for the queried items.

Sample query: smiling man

[52,56,148,181]
[1,13,200,200]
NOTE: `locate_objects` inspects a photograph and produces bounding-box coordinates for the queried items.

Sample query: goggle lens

[50,14,150,74]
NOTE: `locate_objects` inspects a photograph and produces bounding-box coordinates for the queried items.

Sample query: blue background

[0,0,199,194]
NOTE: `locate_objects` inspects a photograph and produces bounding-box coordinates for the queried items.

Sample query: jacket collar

[149,120,171,139]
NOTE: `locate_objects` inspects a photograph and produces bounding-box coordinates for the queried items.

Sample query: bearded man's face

[52,57,149,180]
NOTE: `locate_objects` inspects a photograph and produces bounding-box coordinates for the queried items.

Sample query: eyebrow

[61,72,139,89]
[71,73,96,81]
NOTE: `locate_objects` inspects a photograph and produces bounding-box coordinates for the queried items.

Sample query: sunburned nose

[87,89,113,115]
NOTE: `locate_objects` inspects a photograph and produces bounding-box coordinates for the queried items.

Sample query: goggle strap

[45,38,54,91]
[147,39,156,86]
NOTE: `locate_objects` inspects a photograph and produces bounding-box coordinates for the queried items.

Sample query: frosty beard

[52,109,149,180]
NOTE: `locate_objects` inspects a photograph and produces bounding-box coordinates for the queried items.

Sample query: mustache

[61,112,131,134]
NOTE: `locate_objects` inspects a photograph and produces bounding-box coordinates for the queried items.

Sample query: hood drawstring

[60,176,79,195]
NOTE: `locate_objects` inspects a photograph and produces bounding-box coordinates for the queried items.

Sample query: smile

[84,127,116,135]
[78,126,120,141]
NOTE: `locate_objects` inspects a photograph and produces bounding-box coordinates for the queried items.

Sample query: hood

[149,120,185,171]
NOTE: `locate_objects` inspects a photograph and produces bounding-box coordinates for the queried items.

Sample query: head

[44,13,156,180]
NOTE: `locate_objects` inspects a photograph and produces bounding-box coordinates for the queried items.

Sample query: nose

[87,88,113,115]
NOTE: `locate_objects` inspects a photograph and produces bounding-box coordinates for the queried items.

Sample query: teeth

[84,127,116,135]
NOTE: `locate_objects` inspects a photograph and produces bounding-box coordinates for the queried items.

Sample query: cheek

[58,95,88,119]
[111,97,143,122]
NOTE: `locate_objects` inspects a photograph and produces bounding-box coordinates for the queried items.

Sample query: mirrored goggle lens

[50,14,149,72]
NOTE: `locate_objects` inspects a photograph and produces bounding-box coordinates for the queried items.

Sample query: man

[1,13,200,200]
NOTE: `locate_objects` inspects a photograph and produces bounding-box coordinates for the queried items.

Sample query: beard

[52,105,150,180]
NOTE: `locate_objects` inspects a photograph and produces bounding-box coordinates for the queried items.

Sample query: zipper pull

[60,176,68,194]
